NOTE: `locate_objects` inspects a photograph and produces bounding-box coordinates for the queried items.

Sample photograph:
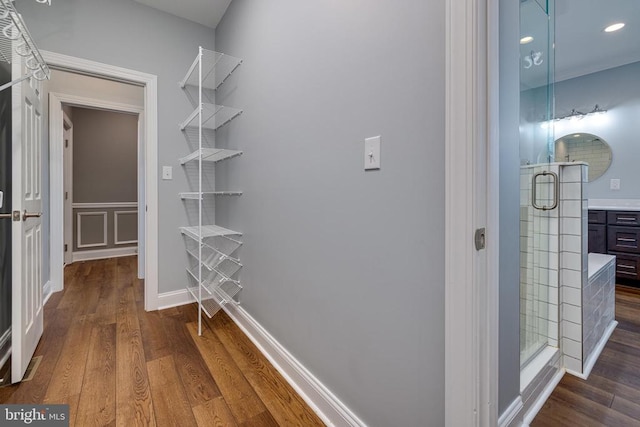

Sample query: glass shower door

[519,0,557,369]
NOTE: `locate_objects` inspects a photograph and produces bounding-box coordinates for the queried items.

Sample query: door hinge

[474,227,486,251]
[64,244,68,252]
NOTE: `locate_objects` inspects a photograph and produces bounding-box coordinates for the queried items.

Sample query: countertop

[588,253,616,280]
[588,199,640,211]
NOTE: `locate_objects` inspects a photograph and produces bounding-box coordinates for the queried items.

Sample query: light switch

[364,136,381,170]
[162,166,173,180]
[610,178,620,190]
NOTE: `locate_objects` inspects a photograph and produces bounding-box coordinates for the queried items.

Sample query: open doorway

[62,105,140,265]
[43,51,159,311]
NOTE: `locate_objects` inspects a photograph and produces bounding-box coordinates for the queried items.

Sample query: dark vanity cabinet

[607,211,640,281]
[590,209,640,281]
[588,210,607,254]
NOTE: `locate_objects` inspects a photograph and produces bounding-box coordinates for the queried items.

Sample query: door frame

[62,111,72,266]
[44,51,160,311]
[444,0,499,425]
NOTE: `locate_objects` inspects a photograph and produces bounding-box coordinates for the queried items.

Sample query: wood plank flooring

[0,256,325,427]
[533,285,640,426]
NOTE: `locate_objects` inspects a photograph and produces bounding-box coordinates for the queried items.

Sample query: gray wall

[215,1,445,425]
[71,107,138,203]
[499,0,522,415]
[0,62,11,341]
[553,61,640,198]
[18,0,215,293]
[70,107,138,252]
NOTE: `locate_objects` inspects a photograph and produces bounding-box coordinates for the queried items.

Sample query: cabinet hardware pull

[618,217,636,221]
[617,238,637,242]
[618,265,636,270]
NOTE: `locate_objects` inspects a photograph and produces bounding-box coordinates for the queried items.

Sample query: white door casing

[43,50,158,310]
[63,112,73,265]
[11,53,44,383]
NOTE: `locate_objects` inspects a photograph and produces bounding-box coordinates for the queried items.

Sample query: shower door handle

[532,170,559,211]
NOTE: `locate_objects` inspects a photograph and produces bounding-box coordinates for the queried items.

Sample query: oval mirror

[554,133,612,182]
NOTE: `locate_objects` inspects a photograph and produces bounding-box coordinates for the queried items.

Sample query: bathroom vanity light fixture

[554,104,607,122]
[604,22,625,33]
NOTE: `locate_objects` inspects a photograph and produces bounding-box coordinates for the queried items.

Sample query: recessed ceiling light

[520,36,534,44]
[573,134,581,137]
[604,22,625,33]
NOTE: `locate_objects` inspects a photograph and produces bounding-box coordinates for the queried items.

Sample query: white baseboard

[223,303,367,427]
[156,289,366,426]
[570,320,618,380]
[72,246,137,262]
[498,396,523,427]
[157,289,194,311]
[522,368,565,426]
[43,280,54,306]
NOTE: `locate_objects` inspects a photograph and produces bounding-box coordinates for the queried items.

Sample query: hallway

[0,257,324,426]
[533,286,640,426]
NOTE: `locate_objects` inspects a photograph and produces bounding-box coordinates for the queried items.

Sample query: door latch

[474,227,486,251]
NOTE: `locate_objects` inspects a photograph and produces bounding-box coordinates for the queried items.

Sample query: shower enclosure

[519,0,557,372]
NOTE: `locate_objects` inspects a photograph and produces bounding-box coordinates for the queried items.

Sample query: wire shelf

[179,147,243,165]
[0,0,50,91]
[180,225,242,243]
[179,48,243,92]
[179,103,243,131]
[180,191,243,199]
[186,285,224,318]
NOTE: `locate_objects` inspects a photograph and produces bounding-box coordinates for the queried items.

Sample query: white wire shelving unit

[0,0,50,92]
[179,47,244,335]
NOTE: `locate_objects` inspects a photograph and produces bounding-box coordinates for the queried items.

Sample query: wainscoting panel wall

[73,204,137,255]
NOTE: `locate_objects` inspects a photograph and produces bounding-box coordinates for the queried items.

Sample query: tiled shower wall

[558,163,588,374]
[583,256,615,366]
[520,164,560,365]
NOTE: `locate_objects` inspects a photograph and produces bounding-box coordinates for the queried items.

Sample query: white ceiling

[521,0,640,87]
[133,0,233,29]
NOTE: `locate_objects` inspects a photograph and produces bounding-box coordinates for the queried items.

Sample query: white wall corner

[222,303,368,427]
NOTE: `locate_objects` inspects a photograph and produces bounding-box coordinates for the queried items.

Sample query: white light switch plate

[364,136,381,170]
[610,178,620,190]
[162,166,173,180]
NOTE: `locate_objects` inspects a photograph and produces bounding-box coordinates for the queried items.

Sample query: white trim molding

[43,50,159,310]
[498,397,523,427]
[43,280,54,307]
[72,246,137,263]
[157,289,195,311]
[522,369,565,426]
[569,320,618,381]
[445,0,497,425]
[76,211,108,248]
[223,303,367,427]
[72,202,137,209]
[114,210,138,245]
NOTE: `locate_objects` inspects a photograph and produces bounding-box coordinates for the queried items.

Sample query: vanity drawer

[589,210,607,224]
[610,252,640,280]
[608,226,640,253]
[608,211,640,226]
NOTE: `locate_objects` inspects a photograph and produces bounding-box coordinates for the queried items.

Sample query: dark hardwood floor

[533,285,640,426]
[0,256,325,427]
